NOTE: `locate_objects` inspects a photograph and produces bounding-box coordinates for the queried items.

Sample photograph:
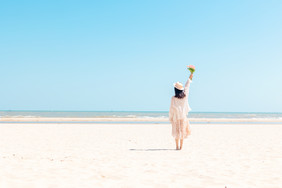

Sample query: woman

[169,73,193,150]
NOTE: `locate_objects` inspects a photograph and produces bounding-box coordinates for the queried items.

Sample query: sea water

[1,111,282,120]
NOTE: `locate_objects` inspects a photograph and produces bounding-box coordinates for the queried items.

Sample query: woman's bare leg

[175,139,179,150]
[180,139,184,150]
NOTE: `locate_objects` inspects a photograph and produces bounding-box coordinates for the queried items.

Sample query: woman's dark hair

[174,87,186,99]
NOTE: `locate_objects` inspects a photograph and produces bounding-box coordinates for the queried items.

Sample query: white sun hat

[173,82,184,90]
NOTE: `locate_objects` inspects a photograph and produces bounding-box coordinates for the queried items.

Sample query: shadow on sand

[129,149,177,151]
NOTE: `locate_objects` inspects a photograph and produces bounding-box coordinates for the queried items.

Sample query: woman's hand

[189,74,193,80]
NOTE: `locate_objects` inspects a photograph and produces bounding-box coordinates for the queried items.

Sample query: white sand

[0,123,282,188]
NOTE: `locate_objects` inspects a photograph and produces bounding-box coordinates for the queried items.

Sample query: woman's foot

[175,139,179,150]
[180,139,183,150]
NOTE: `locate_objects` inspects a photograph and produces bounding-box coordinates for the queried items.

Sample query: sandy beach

[0,122,281,188]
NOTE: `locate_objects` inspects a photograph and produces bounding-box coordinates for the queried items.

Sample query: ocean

[1,111,282,120]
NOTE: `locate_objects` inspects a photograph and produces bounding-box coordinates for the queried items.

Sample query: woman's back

[169,78,192,122]
[170,96,189,121]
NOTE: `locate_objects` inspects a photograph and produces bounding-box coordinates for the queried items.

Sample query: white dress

[169,78,192,139]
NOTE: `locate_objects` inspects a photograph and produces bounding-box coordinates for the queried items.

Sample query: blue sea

[1,111,282,121]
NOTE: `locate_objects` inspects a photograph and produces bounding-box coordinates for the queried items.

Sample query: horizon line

[0,110,282,113]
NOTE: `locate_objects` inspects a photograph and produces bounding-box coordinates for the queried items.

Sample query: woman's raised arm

[184,74,193,95]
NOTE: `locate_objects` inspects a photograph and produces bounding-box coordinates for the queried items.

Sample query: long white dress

[169,78,192,139]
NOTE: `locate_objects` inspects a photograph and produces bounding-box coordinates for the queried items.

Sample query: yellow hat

[173,82,184,90]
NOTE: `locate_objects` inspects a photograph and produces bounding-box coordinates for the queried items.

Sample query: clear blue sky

[0,0,281,112]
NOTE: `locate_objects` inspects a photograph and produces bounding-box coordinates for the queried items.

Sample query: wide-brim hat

[173,82,184,90]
